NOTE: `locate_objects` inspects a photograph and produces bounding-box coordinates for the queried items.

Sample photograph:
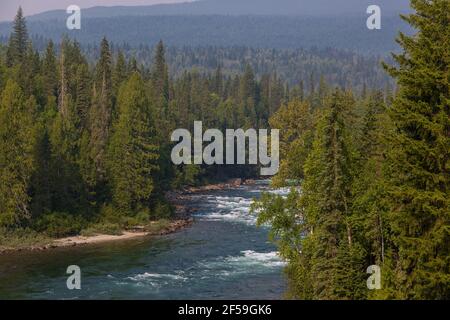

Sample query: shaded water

[0,182,288,299]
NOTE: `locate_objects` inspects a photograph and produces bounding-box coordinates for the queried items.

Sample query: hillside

[26,0,411,20]
[0,15,410,54]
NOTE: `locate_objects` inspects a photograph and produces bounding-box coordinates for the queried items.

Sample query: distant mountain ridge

[0,0,413,55]
[26,0,411,21]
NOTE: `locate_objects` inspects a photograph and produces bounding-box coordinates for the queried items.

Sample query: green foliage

[6,7,28,67]
[80,222,122,237]
[32,212,85,238]
[108,73,159,213]
[151,200,174,219]
[0,80,37,227]
[269,99,315,186]
[84,37,113,193]
[252,0,449,300]
[381,0,450,299]
[0,227,51,250]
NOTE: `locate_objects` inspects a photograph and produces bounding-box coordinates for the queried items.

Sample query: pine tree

[383,0,450,299]
[85,37,113,190]
[299,90,358,299]
[6,7,28,67]
[213,64,223,96]
[0,80,37,227]
[57,41,69,119]
[240,64,257,127]
[30,130,53,218]
[108,73,159,213]
[42,40,58,98]
[95,38,112,90]
[75,63,91,129]
[351,92,392,268]
[50,87,87,214]
[17,42,40,101]
[113,50,128,94]
[269,99,314,186]
[151,40,169,113]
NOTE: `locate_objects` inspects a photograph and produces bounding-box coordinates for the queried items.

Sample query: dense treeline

[0,7,306,238]
[0,14,410,54]
[0,35,395,95]
[122,46,394,92]
[253,0,449,299]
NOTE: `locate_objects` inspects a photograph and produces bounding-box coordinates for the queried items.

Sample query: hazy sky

[1,0,191,21]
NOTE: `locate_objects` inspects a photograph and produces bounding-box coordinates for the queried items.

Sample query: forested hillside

[0,15,411,55]
[0,38,394,93]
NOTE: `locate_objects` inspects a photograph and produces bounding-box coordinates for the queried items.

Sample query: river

[0,181,288,299]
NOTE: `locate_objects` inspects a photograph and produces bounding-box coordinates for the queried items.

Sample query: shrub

[152,201,173,219]
[32,212,85,238]
[0,227,51,249]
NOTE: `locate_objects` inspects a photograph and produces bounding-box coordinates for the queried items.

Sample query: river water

[0,181,289,299]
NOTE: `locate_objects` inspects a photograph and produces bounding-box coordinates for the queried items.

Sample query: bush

[32,212,85,238]
[135,209,150,223]
[152,201,173,219]
[98,204,123,224]
[0,227,51,249]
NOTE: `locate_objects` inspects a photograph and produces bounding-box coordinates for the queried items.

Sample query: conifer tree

[269,99,314,186]
[108,73,159,213]
[42,40,58,98]
[75,63,91,129]
[151,40,169,113]
[0,80,37,227]
[113,50,128,95]
[85,37,113,190]
[298,90,358,299]
[50,90,85,213]
[213,64,223,96]
[351,92,392,268]
[240,65,257,127]
[383,0,450,299]
[6,7,28,67]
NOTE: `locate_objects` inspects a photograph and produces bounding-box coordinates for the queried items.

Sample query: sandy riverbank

[0,179,252,255]
[52,219,193,248]
[0,218,193,255]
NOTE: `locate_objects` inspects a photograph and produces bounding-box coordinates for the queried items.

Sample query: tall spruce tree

[6,7,28,67]
[108,73,159,213]
[298,90,363,299]
[113,50,128,95]
[383,0,450,299]
[75,63,91,129]
[86,37,113,192]
[151,40,169,114]
[351,92,392,268]
[42,40,58,99]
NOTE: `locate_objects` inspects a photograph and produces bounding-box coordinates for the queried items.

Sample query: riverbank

[0,179,253,255]
[0,180,286,299]
[0,218,194,255]
[53,218,192,248]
